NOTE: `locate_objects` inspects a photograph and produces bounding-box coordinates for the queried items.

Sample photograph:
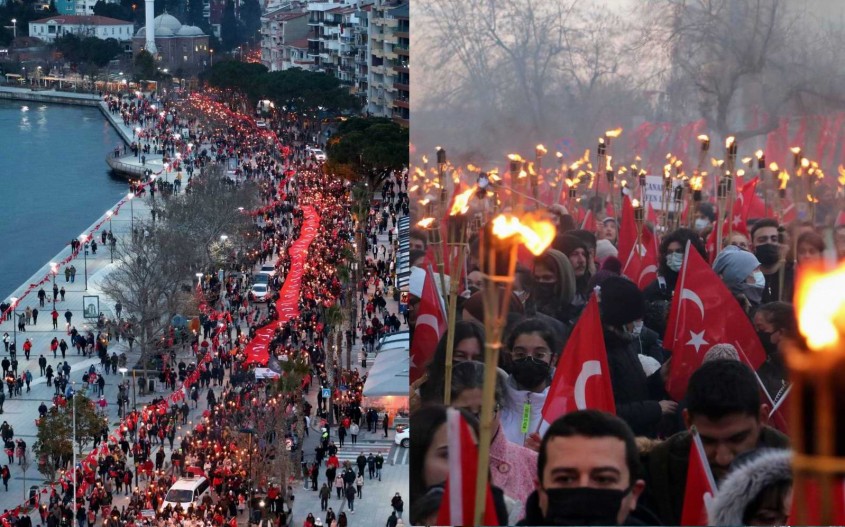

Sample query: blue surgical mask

[666,253,683,272]
[694,218,710,232]
[753,271,766,288]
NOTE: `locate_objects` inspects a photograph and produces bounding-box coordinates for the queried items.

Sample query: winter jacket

[708,449,792,526]
[604,328,663,438]
[639,426,789,526]
[500,375,550,446]
[489,424,537,520]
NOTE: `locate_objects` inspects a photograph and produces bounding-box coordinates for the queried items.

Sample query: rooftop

[32,14,133,25]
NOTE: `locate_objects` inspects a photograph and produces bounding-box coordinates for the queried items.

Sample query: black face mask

[532,286,557,306]
[757,330,778,356]
[543,486,629,526]
[467,286,480,296]
[511,358,551,389]
[755,244,780,266]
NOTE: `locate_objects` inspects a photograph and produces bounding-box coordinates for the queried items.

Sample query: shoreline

[0,88,153,301]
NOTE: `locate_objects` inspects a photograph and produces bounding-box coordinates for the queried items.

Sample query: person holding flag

[639,360,789,525]
[599,277,676,438]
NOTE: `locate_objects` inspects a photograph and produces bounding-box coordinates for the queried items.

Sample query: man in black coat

[598,277,675,438]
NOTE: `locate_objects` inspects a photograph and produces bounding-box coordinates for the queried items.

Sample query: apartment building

[366,0,407,124]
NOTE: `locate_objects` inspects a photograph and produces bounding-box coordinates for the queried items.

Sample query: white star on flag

[733,214,742,227]
[687,330,709,354]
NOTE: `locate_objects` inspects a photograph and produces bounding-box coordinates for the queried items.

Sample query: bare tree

[101,225,194,372]
[638,0,845,143]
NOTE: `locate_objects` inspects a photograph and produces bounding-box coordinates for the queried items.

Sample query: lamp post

[106,211,114,263]
[50,263,58,310]
[9,19,16,41]
[79,234,89,291]
[127,192,135,235]
[70,383,77,519]
[10,297,17,347]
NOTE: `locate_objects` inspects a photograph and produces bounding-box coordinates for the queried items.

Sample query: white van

[159,476,211,512]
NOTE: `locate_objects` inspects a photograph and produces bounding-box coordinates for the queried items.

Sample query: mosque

[132,8,210,73]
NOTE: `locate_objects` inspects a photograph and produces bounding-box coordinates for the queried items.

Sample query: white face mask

[666,253,683,272]
[694,218,710,231]
[631,320,644,336]
[753,270,766,288]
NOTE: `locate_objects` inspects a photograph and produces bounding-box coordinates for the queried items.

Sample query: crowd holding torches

[410,116,845,521]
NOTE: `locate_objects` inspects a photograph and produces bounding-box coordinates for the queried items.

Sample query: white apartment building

[260,7,310,71]
[366,0,407,124]
[29,15,134,42]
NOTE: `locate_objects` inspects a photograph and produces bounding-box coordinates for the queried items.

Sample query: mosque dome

[153,13,182,32]
[176,25,204,36]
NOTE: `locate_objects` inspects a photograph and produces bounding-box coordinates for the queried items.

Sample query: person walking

[355,473,363,499]
[53,283,59,302]
[391,493,404,519]
[51,309,59,330]
[64,267,71,282]
[60,287,66,301]
[385,511,398,527]
[0,465,8,491]
[344,484,356,513]
[70,265,76,283]
[37,289,46,307]
[375,453,384,481]
[319,483,330,511]
[31,308,38,325]
[1,334,7,354]
[24,307,32,326]
[349,422,359,445]
[367,453,375,480]
[64,309,73,327]
[115,302,122,319]
[334,473,344,499]
[39,355,47,376]
[382,412,389,438]
[59,339,68,359]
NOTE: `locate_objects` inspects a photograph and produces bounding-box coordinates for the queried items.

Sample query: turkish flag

[617,196,637,271]
[680,429,716,526]
[580,208,593,231]
[622,225,659,290]
[436,409,501,526]
[664,241,767,401]
[410,265,447,383]
[646,202,658,224]
[540,295,615,434]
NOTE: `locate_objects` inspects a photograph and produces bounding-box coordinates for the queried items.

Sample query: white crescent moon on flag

[574,360,602,410]
[416,314,442,338]
[639,265,657,283]
[681,288,705,319]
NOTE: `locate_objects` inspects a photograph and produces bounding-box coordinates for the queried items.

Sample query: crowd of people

[409,197,842,525]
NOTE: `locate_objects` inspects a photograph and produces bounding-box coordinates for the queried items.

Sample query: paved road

[290,199,409,527]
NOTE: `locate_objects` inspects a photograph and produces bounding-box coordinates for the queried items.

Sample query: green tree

[186,0,204,27]
[93,0,132,21]
[33,392,106,482]
[133,49,157,81]
[258,68,360,114]
[239,0,261,41]
[220,0,239,51]
[207,60,267,96]
[55,35,122,68]
[325,117,408,193]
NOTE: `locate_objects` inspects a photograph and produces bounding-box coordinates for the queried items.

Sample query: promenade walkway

[0,92,184,519]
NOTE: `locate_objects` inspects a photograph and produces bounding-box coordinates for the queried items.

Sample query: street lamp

[50,263,58,310]
[106,211,114,263]
[127,192,135,234]
[69,383,78,519]
[9,19,16,41]
[9,297,16,347]
[195,273,203,292]
[79,234,89,290]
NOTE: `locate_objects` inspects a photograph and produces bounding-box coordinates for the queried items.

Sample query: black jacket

[640,426,789,526]
[605,328,663,438]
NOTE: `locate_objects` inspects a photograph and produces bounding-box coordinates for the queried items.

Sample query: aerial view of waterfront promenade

[0,58,409,527]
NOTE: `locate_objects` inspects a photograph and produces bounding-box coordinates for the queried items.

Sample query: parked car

[312,149,327,162]
[258,264,276,276]
[395,425,409,448]
[248,283,269,303]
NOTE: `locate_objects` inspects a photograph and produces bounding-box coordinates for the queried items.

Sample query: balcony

[393,98,409,109]
[394,82,408,92]
[308,17,320,25]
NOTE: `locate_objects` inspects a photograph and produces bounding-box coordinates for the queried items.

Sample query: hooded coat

[532,249,576,324]
[604,328,663,438]
[708,449,792,526]
[639,426,789,526]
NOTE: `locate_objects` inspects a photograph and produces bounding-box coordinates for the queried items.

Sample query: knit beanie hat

[712,245,761,291]
[553,234,589,258]
[703,343,740,363]
[598,276,645,327]
[596,239,619,261]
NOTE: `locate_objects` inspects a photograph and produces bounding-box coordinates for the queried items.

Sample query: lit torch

[474,211,555,525]
[786,262,845,525]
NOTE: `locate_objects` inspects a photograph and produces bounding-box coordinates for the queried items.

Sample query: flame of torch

[796,263,845,350]
[605,128,623,139]
[536,144,547,156]
[779,171,790,190]
[450,187,476,216]
[417,217,435,229]
[726,136,735,149]
[838,165,845,186]
[491,213,556,256]
[690,176,703,191]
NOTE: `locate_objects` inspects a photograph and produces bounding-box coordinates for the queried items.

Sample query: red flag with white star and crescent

[664,241,767,401]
